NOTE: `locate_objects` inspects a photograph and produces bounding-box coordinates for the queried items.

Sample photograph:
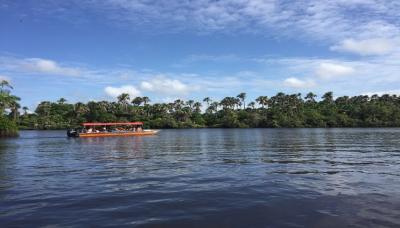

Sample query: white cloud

[21,58,81,76]
[104,85,141,98]
[363,90,400,97]
[54,0,399,43]
[315,63,355,79]
[0,57,81,76]
[283,77,316,89]
[330,38,396,56]
[258,54,400,95]
[140,77,193,95]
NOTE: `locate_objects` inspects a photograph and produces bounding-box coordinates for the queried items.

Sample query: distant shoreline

[18,92,400,130]
[19,126,400,131]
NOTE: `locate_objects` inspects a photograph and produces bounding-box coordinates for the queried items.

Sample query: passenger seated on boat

[87,128,93,133]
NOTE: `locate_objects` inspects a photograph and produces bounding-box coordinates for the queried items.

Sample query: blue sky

[1,0,400,110]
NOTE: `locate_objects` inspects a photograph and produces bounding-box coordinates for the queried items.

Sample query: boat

[67,122,159,137]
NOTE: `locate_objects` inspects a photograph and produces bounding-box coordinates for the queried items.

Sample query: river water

[1,129,400,227]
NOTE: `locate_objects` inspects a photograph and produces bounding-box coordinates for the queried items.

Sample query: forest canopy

[18,92,400,129]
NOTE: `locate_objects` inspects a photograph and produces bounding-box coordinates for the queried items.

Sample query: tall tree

[322,92,334,104]
[256,96,269,108]
[131,97,143,106]
[186,100,194,109]
[203,97,211,108]
[248,101,256,110]
[117,93,130,111]
[57,98,67,104]
[305,92,317,103]
[142,96,150,105]
[193,102,202,113]
[237,92,246,109]
[22,106,29,115]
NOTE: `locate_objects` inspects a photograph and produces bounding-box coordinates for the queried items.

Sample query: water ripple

[1,129,400,227]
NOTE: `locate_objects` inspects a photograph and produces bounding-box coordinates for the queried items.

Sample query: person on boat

[87,128,93,133]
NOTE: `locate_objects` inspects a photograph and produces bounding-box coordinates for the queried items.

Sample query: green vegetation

[0,80,20,136]
[18,92,400,129]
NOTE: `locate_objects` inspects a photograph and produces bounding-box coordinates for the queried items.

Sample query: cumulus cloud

[283,77,316,89]
[104,85,141,98]
[140,77,193,95]
[330,38,396,56]
[21,58,81,76]
[315,63,355,80]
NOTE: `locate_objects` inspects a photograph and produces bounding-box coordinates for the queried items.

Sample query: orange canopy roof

[82,122,143,126]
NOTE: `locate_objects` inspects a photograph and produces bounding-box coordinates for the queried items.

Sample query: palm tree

[57,98,67,104]
[237,92,246,109]
[322,92,334,104]
[0,80,13,92]
[305,92,317,103]
[186,100,194,109]
[256,96,269,108]
[370,94,379,102]
[131,97,143,106]
[151,103,168,118]
[118,93,130,104]
[234,97,241,110]
[74,102,89,118]
[248,101,256,110]
[193,102,202,113]
[0,80,15,113]
[22,106,29,115]
[35,101,51,117]
[220,97,231,110]
[142,96,150,105]
[97,101,110,112]
[117,93,130,111]
[207,102,219,113]
[203,97,211,108]
[9,95,21,121]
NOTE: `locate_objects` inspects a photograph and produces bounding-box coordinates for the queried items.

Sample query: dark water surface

[1,129,400,227]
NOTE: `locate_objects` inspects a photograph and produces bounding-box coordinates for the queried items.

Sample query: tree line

[0,80,21,136]
[18,91,400,129]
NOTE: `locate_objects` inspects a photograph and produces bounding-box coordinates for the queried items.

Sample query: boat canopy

[82,122,143,127]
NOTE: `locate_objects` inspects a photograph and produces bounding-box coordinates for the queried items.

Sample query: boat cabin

[67,122,158,137]
[82,122,144,133]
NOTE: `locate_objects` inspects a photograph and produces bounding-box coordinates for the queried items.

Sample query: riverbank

[0,117,18,137]
[18,92,400,130]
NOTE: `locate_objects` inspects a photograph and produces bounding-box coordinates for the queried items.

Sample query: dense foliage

[18,92,400,129]
[0,80,20,136]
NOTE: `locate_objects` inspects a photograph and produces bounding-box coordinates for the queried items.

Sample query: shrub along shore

[18,92,400,130]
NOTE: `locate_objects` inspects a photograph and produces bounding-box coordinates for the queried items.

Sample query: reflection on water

[1,129,400,227]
